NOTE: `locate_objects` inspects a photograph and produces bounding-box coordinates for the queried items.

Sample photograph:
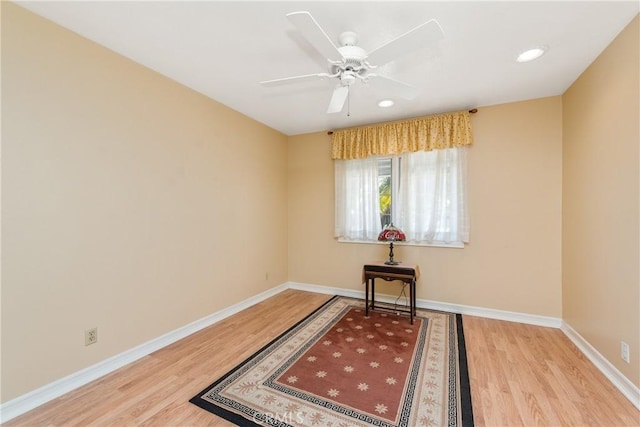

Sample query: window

[377,157,393,228]
[335,147,469,246]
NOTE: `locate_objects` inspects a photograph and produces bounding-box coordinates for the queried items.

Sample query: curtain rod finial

[468,108,478,114]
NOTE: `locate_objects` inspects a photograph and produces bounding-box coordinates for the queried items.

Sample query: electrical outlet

[85,327,98,346]
[621,341,630,363]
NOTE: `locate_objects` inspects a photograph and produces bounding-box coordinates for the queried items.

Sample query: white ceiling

[16,1,639,136]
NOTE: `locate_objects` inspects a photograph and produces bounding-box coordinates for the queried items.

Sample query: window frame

[336,151,466,249]
[336,237,464,249]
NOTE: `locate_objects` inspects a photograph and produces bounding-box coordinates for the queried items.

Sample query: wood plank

[463,315,640,426]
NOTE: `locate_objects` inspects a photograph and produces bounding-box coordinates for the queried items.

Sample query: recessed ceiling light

[378,99,394,108]
[516,47,547,63]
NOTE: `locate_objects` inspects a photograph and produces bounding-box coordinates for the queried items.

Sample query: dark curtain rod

[327,108,478,135]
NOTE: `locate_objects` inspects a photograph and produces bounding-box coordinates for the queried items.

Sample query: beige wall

[562,15,639,387]
[288,97,563,317]
[1,3,288,402]
[3,0,637,408]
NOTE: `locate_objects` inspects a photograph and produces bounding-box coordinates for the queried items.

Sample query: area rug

[190,296,474,426]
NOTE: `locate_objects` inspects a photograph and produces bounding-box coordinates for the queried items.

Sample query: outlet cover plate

[621,341,630,363]
[85,328,98,346]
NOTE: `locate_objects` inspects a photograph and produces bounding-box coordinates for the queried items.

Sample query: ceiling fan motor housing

[331,43,370,82]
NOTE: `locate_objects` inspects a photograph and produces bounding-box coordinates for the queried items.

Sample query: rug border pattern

[189,296,474,427]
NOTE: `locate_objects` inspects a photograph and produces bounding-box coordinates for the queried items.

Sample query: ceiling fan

[261,11,444,114]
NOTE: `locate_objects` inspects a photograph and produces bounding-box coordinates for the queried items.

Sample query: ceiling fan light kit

[260,11,444,115]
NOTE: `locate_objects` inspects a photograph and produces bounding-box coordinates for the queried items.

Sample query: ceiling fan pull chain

[347,86,351,117]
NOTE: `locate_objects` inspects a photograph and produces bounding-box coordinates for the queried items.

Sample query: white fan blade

[261,73,330,86]
[327,85,349,113]
[287,11,343,62]
[367,19,444,66]
[368,75,419,100]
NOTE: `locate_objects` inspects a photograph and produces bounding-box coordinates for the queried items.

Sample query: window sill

[337,238,464,249]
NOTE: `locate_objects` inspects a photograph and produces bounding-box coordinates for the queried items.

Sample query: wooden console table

[362,262,419,324]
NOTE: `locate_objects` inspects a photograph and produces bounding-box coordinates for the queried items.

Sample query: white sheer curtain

[396,147,469,243]
[334,157,382,240]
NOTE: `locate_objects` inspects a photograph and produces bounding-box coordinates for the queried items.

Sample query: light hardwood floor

[4,290,639,426]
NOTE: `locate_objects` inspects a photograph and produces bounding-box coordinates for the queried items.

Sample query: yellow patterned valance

[331,110,473,160]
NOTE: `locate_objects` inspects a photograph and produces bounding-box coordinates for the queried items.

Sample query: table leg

[371,278,376,311]
[365,278,370,317]
[410,279,415,325]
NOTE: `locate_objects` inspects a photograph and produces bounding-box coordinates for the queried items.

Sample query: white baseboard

[561,321,640,410]
[286,281,562,328]
[3,281,637,422]
[287,281,364,299]
[0,283,289,423]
